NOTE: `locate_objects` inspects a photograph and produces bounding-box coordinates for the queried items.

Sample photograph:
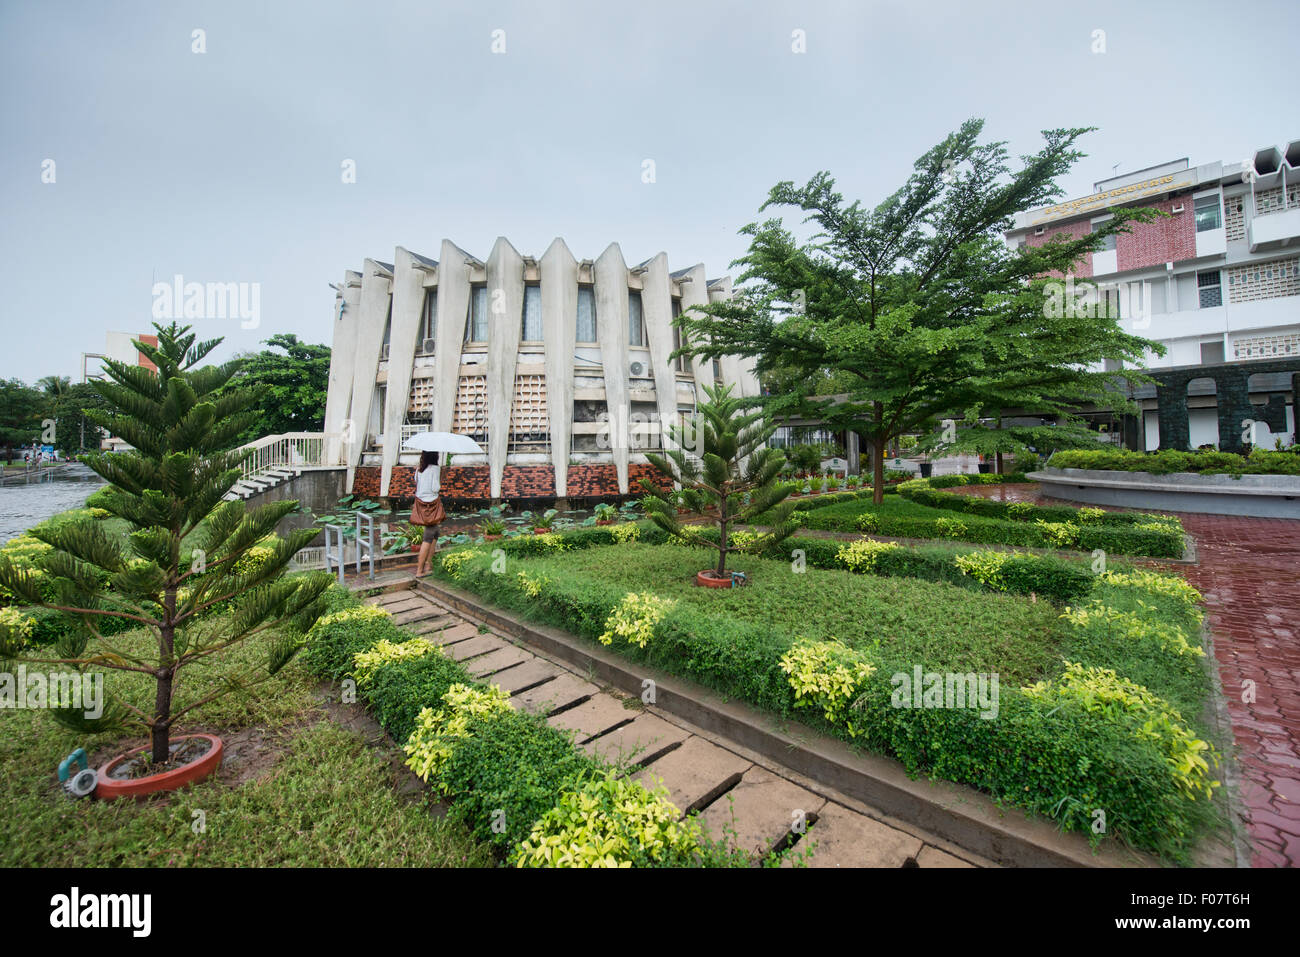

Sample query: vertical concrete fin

[540,238,578,497]
[640,252,679,456]
[324,269,362,472]
[486,237,524,499]
[345,260,392,494]
[595,242,631,494]
[433,240,471,436]
[677,264,710,400]
[379,248,426,497]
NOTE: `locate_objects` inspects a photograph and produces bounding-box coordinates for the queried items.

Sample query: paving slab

[634,735,752,816]
[584,712,689,767]
[916,845,975,868]
[392,605,447,626]
[700,766,826,857]
[545,693,635,741]
[445,634,509,661]
[408,615,458,636]
[510,673,599,714]
[491,658,564,694]
[424,622,480,647]
[466,645,535,679]
[787,802,923,868]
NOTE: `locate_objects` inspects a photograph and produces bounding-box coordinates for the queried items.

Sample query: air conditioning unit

[629,361,645,377]
[380,343,390,359]
[1171,203,1185,214]
[422,338,436,353]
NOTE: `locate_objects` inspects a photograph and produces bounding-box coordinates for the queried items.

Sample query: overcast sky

[2,0,1296,383]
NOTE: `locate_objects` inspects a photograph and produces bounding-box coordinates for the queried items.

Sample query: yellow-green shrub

[779,639,876,735]
[836,538,900,572]
[512,770,702,868]
[352,636,440,688]
[598,592,675,650]
[403,682,513,790]
[0,607,35,653]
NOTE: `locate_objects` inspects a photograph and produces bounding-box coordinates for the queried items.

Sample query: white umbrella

[402,431,485,455]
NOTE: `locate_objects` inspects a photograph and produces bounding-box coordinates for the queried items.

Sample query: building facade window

[628,291,646,346]
[466,285,488,343]
[576,286,597,343]
[421,289,437,345]
[1091,222,1116,251]
[521,285,542,342]
[1194,194,1222,232]
[1197,270,1222,308]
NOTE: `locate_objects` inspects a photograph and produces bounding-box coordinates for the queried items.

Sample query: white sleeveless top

[415,464,440,502]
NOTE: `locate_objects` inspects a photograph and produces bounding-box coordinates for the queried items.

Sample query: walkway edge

[411,577,1159,869]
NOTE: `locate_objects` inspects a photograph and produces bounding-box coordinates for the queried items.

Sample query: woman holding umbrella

[412,451,445,576]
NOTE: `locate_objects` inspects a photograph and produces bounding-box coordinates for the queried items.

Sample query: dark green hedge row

[1049,447,1300,476]
[795,504,1184,558]
[434,548,1213,860]
[899,484,1180,528]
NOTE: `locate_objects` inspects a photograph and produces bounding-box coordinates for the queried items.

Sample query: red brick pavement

[950,481,1300,867]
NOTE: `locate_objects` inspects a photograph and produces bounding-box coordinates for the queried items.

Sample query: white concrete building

[1006,138,1300,449]
[324,238,760,501]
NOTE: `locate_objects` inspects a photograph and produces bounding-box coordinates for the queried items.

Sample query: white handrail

[234,432,343,478]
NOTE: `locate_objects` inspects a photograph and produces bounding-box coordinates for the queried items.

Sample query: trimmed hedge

[1049,447,1300,476]
[432,542,1219,861]
[300,582,733,867]
[898,484,1177,527]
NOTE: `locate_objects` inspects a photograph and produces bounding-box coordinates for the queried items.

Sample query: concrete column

[432,240,472,435]
[595,243,631,494]
[676,264,710,393]
[344,261,392,492]
[847,430,861,475]
[1214,366,1254,455]
[1155,377,1191,451]
[323,270,361,466]
[486,237,524,499]
[379,248,432,497]
[540,238,578,497]
[639,253,679,454]
[708,277,746,394]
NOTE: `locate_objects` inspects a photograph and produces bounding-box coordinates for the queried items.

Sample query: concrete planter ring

[95,733,224,801]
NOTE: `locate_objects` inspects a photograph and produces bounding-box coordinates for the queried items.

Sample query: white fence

[236,432,342,479]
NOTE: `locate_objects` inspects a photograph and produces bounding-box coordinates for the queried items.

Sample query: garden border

[413,576,1160,869]
[1032,468,1300,519]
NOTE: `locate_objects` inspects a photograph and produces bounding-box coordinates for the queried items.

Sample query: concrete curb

[413,577,1162,869]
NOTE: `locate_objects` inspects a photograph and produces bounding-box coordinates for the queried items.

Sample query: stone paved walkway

[360,584,983,867]
[953,481,1300,867]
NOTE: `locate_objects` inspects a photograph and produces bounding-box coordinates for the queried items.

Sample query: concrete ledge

[1032,468,1300,519]
[414,577,1160,869]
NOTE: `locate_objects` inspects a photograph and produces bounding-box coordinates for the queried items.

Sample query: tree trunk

[153,588,177,764]
[995,451,1004,475]
[872,402,886,505]
[716,491,728,577]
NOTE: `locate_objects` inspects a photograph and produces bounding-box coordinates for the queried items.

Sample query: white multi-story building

[1006,138,1299,450]
[324,238,759,502]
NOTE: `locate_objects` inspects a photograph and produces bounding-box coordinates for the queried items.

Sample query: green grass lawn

[499,542,1065,685]
[0,622,494,867]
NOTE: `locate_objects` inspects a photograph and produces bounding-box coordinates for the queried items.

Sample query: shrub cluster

[300,583,720,867]
[1049,447,1300,476]
[430,540,1218,860]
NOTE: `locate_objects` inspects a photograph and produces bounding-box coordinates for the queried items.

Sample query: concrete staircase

[222,465,303,502]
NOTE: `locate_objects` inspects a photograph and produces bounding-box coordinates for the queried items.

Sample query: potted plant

[809,475,825,494]
[0,323,331,800]
[825,473,840,492]
[639,383,798,587]
[382,523,422,555]
[593,503,617,526]
[478,517,507,540]
[530,508,558,534]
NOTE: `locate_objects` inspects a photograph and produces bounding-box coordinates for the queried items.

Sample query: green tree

[0,379,48,460]
[52,382,112,454]
[0,322,332,762]
[219,334,331,442]
[640,383,797,580]
[674,120,1162,503]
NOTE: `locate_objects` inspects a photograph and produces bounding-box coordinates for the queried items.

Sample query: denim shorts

[422,525,438,544]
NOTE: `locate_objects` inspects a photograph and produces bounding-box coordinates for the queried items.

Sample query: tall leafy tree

[674,120,1162,503]
[219,334,331,442]
[52,382,112,454]
[0,322,332,762]
[0,379,48,459]
[640,383,797,580]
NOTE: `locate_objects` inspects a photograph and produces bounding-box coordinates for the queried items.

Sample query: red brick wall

[1026,219,1093,278]
[354,462,674,502]
[1116,195,1196,271]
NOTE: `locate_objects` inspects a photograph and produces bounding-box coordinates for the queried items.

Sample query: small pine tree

[640,383,798,580]
[0,323,333,763]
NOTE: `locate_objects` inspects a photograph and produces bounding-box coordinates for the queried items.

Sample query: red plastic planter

[696,570,741,588]
[95,733,224,801]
